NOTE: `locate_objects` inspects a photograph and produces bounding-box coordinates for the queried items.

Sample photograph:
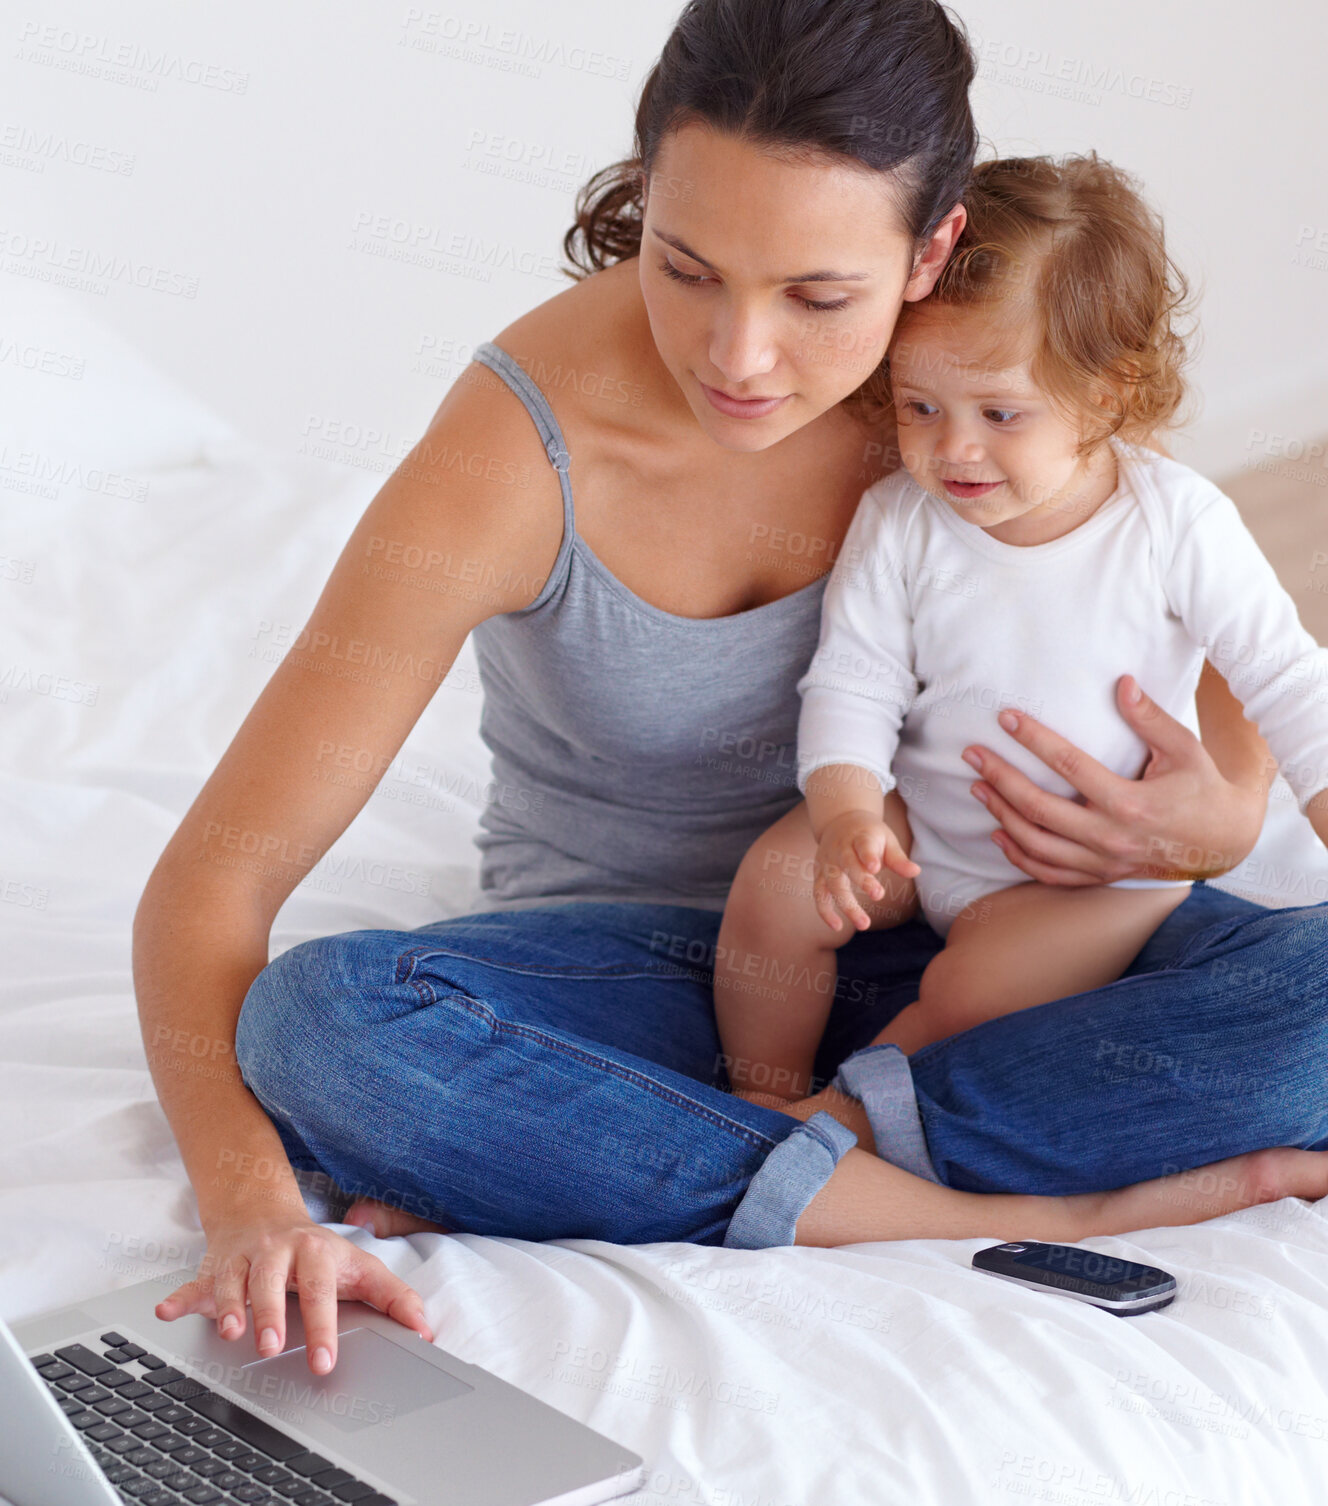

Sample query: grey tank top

[464,339,830,914]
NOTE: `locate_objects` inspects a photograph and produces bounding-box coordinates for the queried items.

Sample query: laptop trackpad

[237,1326,473,1433]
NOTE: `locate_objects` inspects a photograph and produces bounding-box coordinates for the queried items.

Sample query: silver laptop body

[3,1268,644,1506]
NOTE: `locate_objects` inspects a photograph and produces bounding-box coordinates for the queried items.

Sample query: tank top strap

[473,340,575,614]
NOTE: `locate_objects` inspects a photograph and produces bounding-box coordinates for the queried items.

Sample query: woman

[133,0,1328,1379]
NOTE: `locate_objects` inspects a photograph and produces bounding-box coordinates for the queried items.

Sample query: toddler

[715,153,1328,1100]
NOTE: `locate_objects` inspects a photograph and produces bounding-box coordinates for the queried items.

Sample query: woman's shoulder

[483,259,666,435]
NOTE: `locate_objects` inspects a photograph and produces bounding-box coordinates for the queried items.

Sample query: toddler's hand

[813,813,920,933]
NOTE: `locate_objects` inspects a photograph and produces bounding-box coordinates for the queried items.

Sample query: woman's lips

[942,478,1003,500]
[699,381,789,419]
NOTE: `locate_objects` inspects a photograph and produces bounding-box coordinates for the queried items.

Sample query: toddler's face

[888,304,1105,533]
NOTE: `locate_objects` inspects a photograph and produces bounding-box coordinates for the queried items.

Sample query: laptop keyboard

[27,1331,399,1506]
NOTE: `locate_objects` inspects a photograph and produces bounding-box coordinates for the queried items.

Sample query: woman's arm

[132,362,565,1372]
[962,666,1270,886]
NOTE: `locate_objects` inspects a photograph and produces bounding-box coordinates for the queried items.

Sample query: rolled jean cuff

[832,1044,942,1185]
[722,1111,858,1249]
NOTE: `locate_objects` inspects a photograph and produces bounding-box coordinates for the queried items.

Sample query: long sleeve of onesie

[1164,489,1328,813]
[795,480,918,799]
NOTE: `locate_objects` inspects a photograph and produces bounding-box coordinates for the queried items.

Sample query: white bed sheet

[3,291,1328,1506]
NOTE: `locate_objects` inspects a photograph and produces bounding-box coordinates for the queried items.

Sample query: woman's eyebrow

[652,227,872,284]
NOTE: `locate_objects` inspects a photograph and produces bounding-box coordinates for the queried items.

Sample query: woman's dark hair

[562,0,978,422]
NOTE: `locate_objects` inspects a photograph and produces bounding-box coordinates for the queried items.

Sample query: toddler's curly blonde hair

[897,152,1195,453]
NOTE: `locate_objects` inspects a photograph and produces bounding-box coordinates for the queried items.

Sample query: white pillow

[0,279,239,474]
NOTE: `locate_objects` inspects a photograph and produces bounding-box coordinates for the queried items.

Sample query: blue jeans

[234,885,1328,1248]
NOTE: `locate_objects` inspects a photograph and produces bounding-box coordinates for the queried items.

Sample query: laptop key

[329,1485,375,1502]
[38,1360,76,1381]
[118,1380,156,1400]
[173,1445,209,1466]
[311,1470,354,1490]
[145,1366,188,1387]
[183,1487,224,1504]
[28,1351,57,1367]
[193,1427,231,1449]
[56,1343,116,1376]
[101,1332,131,1347]
[86,1422,124,1441]
[286,1453,335,1476]
[70,1409,104,1429]
[180,1391,308,1461]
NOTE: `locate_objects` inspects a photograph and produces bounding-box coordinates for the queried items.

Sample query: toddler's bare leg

[715,795,916,1102]
[873,881,1192,1054]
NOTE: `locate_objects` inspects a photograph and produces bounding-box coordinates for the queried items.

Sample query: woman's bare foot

[344,1198,451,1238]
[1069,1145,1328,1239]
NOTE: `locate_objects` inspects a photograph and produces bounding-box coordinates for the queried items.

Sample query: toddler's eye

[905,400,938,418]
[983,408,1019,425]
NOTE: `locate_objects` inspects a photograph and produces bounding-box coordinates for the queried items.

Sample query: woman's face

[639,120,964,453]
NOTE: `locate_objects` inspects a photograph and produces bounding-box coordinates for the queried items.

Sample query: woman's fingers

[345,1257,436,1344]
[248,1250,294,1359]
[989,829,1107,887]
[975,780,1126,882]
[983,709,1123,808]
[211,1252,251,1340]
[1114,674,1199,764]
[154,1275,213,1325]
[967,743,1110,850]
[291,1233,342,1374]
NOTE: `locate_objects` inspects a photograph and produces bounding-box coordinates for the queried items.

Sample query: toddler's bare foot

[344,1197,451,1238]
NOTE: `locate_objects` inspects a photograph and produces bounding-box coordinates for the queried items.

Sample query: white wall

[6,0,1325,479]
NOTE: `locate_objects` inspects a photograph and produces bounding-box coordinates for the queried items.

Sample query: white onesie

[795,438,1328,938]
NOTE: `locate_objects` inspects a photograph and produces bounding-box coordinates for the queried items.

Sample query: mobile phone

[971,1242,1177,1316]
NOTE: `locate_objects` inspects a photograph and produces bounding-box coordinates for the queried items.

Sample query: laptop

[2,1267,645,1506]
